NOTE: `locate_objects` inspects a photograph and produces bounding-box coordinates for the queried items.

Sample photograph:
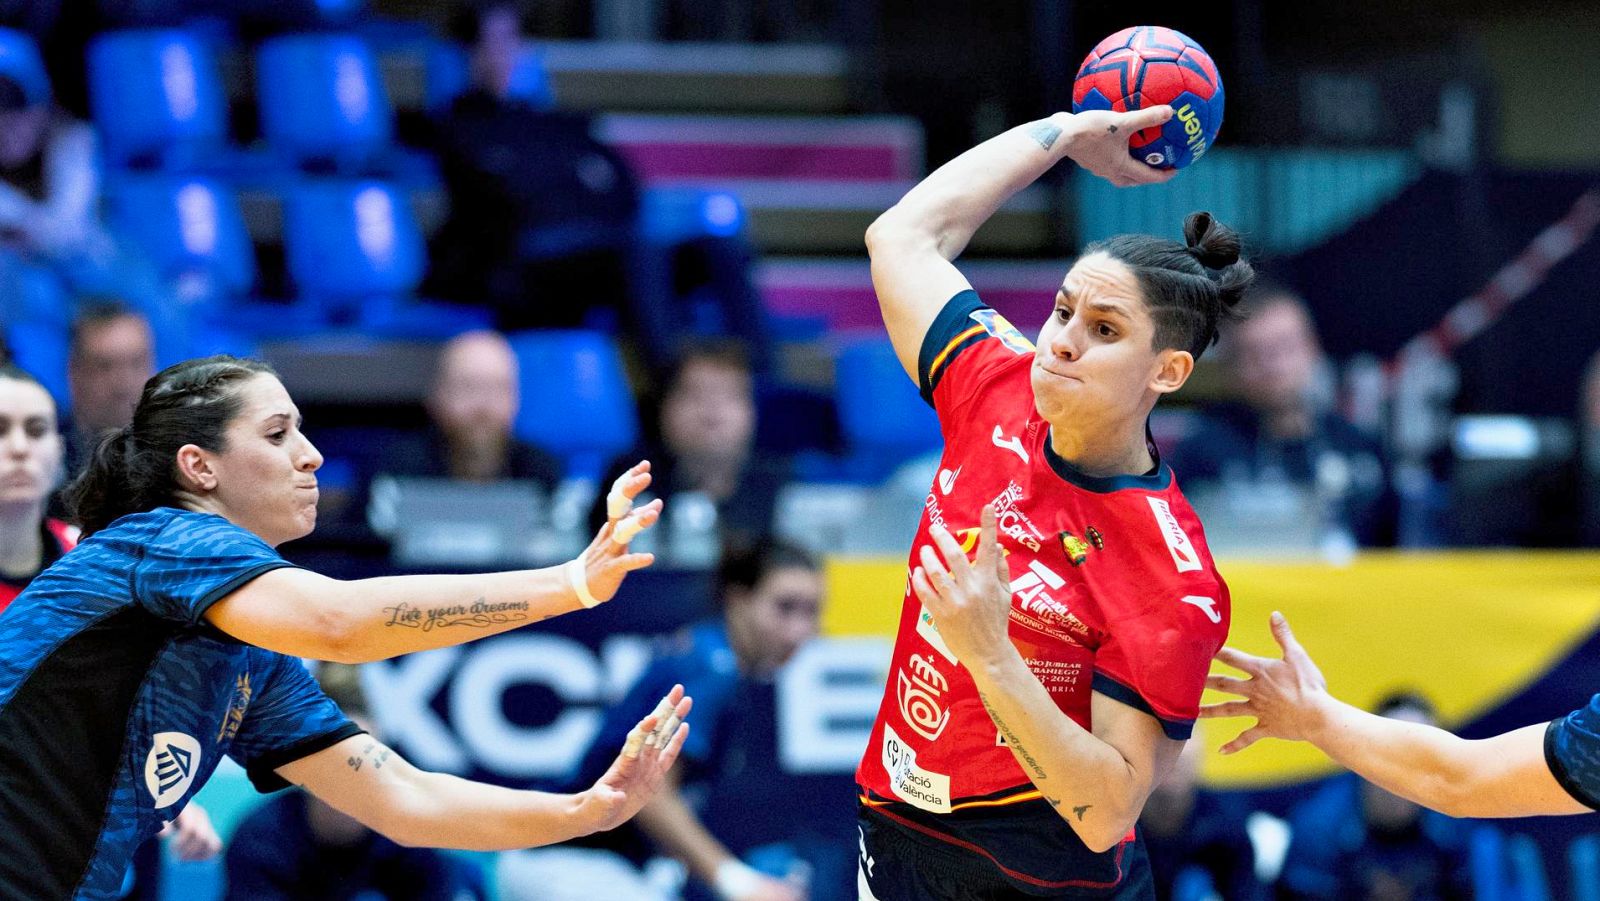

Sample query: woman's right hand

[576,460,663,605]
[1058,106,1181,188]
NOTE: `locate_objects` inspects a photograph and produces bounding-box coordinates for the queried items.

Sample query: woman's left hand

[911,505,1015,668]
[577,460,664,605]
[161,801,222,861]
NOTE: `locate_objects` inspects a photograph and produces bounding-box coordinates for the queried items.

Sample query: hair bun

[1182,211,1242,270]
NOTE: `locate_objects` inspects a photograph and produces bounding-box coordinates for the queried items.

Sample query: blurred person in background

[1581,349,1600,546]
[591,341,789,554]
[503,536,834,901]
[1253,690,1474,901]
[1138,741,1264,901]
[0,63,111,272]
[64,301,155,476]
[426,0,640,332]
[1169,284,1397,553]
[375,329,562,490]
[224,663,479,900]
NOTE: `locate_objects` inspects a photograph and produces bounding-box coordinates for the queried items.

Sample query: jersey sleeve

[917,290,1036,416]
[131,514,298,624]
[1091,596,1228,740]
[228,653,364,792]
[1544,693,1600,809]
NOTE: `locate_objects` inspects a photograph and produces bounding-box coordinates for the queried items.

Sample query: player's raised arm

[207,463,662,664]
[866,106,1177,381]
[1203,613,1592,819]
[277,687,692,850]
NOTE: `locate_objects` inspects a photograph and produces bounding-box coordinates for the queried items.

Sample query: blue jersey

[0,508,361,901]
[1546,693,1600,809]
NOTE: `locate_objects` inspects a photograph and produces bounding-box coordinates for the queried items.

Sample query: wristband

[567,558,600,608]
[713,860,762,901]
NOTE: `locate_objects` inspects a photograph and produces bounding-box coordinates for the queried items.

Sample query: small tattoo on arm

[1027,121,1063,151]
[346,742,392,773]
[1107,124,1119,134]
[383,597,531,631]
[978,691,1049,782]
[1073,804,1092,821]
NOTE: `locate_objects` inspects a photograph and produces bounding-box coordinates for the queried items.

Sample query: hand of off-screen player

[1056,105,1181,189]
[566,460,663,608]
[159,801,222,862]
[1200,612,1337,754]
[574,684,692,834]
[911,505,1015,668]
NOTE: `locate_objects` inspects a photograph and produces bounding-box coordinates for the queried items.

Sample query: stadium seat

[282,179,489,337]
[106,175,256,302]
[833,337,942,481]
[88,30,228,170]
[638,186,746,247]
[257,34,404,175]
[4,321,70,412]
[0,27,49,106]
[507,330,640,481]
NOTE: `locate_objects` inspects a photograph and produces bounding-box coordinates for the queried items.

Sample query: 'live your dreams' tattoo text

[384,597,530,631]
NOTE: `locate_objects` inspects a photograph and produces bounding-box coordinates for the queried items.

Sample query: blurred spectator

[0,363,70,614]
[1582,350,1600,546]
[224,663,478,901]
[1275,692,1473,901]
[63,301,154,476]
[502,537,838,901]
[426,1,640,332]
[1139,741,1264,901]
[591,341,789,554]
[1169,285,1397,554]
[375,329,562,490]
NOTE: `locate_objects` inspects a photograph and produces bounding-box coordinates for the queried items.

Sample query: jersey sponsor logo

[991,481,1044,551]
[1147,497,1202,573]
[1180,595,1222,624]
[882,723,952,813]
[991,425,1030,464]
[896,653,951,741]
[915,604,958,664]
[145,732,202,810]
[938,466,962,496]
[216,673,253,743]
[969,308,1035,355]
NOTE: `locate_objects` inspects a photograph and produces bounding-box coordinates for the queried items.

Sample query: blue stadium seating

[507,330,640,481]
[833,337,942,481]
[424,41,554,113]
[256,34,395,173]
[5,321,70,412]
[282,179,488,337]
[0,27,49,105]
[106,175,256,302]
[88,30,228,170]
[639,186,747,246]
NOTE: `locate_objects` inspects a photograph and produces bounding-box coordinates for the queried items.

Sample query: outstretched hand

[910,505,1014,667]
[1200,612,1335,755]
[576,461,663,605]
[575,684,692,835]
[1059,105,1180,188]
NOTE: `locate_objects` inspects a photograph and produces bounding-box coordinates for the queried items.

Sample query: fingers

[910,565,943,613]
[1198,699,1254,719]
[1118,103,1174,133]
[606,460,653,521]
[1270,611,1307,661]
[1213,646,1264,676]
[611,498,663,546]
[1219,726,1266,756]
[656,721,689,770]
[974,505,999,574]
[1204,673,1251,695]
[926,523,973,580]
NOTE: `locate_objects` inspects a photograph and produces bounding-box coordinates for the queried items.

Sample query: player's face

[727,566,822,675]
[1031,253,1180,428]
[0,377,63,510]
[204,374,323,546]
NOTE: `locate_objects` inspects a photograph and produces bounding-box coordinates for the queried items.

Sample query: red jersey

[855,291,1230,890]
[0,518,79,615]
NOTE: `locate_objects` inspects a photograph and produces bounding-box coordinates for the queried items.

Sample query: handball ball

[1072,26,1223,170]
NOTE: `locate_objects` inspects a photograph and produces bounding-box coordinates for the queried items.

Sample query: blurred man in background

[1274,692,1473,901]
[1170,284,1396,555]
[1138,742,1264,901]
[63,300,153,474]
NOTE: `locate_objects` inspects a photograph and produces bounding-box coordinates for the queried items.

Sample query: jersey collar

[1041,423,1172,493]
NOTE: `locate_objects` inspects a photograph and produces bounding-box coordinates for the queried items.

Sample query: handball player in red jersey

[854,105,1255,899]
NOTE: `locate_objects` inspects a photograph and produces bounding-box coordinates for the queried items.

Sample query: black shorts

[856,803,1154,900]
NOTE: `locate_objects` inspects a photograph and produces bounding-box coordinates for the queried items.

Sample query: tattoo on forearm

[1107,124,1118,134]
[384,597,530,631]
[1073,804,1091,821]
[1027,121,1063,151]
[978,691,1049,782]
[346,741,393,773]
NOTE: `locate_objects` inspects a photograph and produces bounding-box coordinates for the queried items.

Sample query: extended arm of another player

[867,107,1177,381]
[207,465,660,664]
[1203,613,1589,819]
[277,688,691,850]
[912,508,1181,852]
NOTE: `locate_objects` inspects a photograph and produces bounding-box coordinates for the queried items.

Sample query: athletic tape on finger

[622,726,646,759]
[612,512,647,545]
[606,472,633,520]
[651,715,681,749]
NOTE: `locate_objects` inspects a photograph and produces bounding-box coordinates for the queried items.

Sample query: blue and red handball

[1071,26,1224,170]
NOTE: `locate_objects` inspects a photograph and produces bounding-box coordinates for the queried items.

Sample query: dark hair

[667,339,752,388]
[64,355,277,536]
[1084,211,1255,360]
[447,0,531,44]
[0,363,49,392]
[717,535,818,600]
[1373,689,1437,721]
[68,299,148,361]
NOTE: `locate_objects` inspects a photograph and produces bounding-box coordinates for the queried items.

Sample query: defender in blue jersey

[0,356,693,901]
[1203,613,1600,819]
